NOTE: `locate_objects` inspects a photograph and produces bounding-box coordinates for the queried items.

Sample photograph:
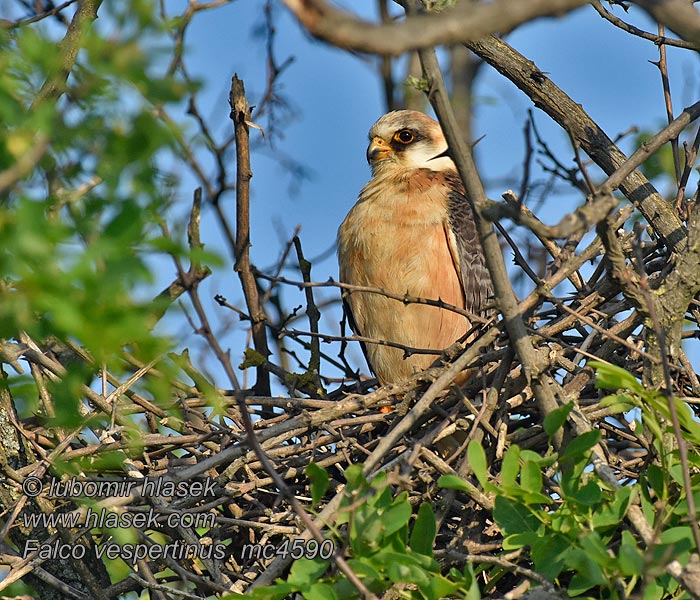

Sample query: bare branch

[466,34,689,254]
[413,33,565,447]
[230,75,272,397]
[32,0,102,107]
[635,0,700,46]
[651,24,682,184]
[281,0,589,56]
[592,0,700,49]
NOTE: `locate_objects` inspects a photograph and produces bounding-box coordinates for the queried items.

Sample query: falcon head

[365,110,455,175]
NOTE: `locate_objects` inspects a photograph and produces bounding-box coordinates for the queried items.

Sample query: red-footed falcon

[337,110,492,384]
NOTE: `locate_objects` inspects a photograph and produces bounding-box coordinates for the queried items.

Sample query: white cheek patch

[404,143,455,171]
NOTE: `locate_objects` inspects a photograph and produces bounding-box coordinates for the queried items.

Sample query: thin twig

[651,24,681,184]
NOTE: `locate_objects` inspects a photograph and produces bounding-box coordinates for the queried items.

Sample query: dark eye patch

[390,128,424,151]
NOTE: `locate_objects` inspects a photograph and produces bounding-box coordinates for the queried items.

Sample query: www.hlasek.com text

[22,506,215,530]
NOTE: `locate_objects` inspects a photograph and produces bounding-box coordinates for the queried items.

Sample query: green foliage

[471,361,700,598]
[404,75,431,94]
[307,462,330,508]
[491,439,638,596]
[543,401,573,437]
[0,5,235,598]
[0,1,199,422]
[233,361,700,599]
[232,464,478,600]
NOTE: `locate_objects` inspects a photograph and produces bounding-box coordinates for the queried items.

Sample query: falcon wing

[341,294,376,377]
[443,172,493,315]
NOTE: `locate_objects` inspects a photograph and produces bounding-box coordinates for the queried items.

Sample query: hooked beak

[366,136,392,163]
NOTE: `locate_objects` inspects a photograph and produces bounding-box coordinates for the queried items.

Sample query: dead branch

[281,0,589,56]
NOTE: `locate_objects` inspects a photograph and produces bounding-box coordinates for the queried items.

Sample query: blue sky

[4,0,691,385]
[161,1,698,385]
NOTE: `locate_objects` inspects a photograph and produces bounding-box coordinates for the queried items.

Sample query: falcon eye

[394,129,415,144]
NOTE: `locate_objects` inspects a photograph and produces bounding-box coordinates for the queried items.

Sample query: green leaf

[659,526,695,547]
[350,507,382,554]
[420,574,461,600]
[674,399,700,444]
[599,392,637,413]
[519,449,557,468]
[507,487,551,506]
[559,430,601,463]
[618,530,644,576]
[502,531,541,550]
[230,582,296,600]
[531,533,570,580]
[667,463,687,488]
[493,496,539,535]
[520,458,542,495]
[591,486,633,530]
[589,360,644,394]
[543,402,573,436]
[347,558,382,587]
[307,462,329,509]
[379,497,412,538]
[465,563,481,600]
[437,474,472,492]
[373,549,435,570]
[344,464,366,491]
[568,572,600,596]
[566,547,607,594]
[640,487,656,525]
[642,578,670,600]
[286,558,329,588]
[467,441,489,488]
[500,444,520,489]
[410,503,436,557]
[369,482,393,509]
[578,531,612,567]
[383,553,431,587]
[572,480,603,506]
[305,583,338,600]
